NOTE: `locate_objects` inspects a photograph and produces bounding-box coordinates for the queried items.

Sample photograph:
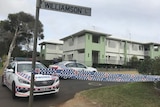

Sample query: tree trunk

[3,28,19,70]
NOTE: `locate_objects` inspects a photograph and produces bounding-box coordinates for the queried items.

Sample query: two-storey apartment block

[60,30,110,66]
[106,37,145,65]
[39,40,63,60]
[39,30,160,67]
[60,30,160,67]
[144,43,160,59]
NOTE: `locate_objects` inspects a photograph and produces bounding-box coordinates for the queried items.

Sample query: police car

[49,61,97,72]
[1,61,60,98]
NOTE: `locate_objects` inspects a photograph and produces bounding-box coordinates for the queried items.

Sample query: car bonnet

[16,71,58,82]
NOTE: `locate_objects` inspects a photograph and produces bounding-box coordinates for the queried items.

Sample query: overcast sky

[0,0,160,46]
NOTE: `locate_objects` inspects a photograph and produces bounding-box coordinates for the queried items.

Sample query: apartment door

[92,51,99,64]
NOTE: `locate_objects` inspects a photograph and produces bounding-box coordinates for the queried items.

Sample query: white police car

[1,61,60,98]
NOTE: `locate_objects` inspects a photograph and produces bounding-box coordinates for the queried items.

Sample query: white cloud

[0,0,35,19]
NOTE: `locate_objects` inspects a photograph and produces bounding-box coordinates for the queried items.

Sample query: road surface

[0,76,124,107]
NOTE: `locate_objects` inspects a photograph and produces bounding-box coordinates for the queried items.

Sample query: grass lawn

[81,82,160,107]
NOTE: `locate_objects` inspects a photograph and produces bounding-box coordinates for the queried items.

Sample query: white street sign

[40,1,91,16]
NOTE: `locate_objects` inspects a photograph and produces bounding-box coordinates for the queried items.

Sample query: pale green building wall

[84,33,106,66]
[40,45,46,60]
[149,44,160,59]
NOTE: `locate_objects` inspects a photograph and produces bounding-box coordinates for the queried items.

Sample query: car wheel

[1,75,5,87]
[12,82,17,99]
[63,76,68,79]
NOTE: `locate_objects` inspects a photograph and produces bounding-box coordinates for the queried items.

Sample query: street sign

[40,1,91,16]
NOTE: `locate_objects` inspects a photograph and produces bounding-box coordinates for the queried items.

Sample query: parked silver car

[49,61,97,72]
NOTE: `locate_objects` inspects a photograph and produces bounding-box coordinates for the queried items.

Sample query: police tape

[38,69,160,82]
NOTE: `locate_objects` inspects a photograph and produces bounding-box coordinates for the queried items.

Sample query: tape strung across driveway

[38,69,160,82]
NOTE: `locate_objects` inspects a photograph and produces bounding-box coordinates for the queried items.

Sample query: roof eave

[60,29,111,40]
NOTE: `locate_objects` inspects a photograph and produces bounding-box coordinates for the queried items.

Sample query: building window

[120,41,124,49]
[42,54,45,59]
[48,44,56,50]
[67,54,73,60]
[154,46,159,51]
[139,45,143,51]
[108,40,116,48]
[78,49,85,53]
[92,35,100,43]
[132,44,138,51]
[106,40,108,46]
[58,45,63,50]
[144,47,150,51]
[107,55,117,64]
[68,38,74,46]
[78,36,84,44]
[119,56,124,64]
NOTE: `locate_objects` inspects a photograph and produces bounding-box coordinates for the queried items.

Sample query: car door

[5,62,16,89]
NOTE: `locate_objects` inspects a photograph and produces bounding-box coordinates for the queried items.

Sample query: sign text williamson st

[41,1,91,16]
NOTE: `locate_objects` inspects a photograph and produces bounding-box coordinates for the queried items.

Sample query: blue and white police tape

[38,68,160,82]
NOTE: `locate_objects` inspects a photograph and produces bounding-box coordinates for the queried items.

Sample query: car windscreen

[65,63,77,67]
[17,63,47,72]
[76,63,87,68]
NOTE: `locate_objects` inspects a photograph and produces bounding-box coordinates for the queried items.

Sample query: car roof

[56,61,85,66]
[12,61,41,64]
[54,61,67,66]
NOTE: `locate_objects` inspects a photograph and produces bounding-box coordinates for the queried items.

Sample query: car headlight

[55,78,59,83]
[18,77,30,84]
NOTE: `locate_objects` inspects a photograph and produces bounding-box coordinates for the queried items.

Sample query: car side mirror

[8,69,15,73]
[7,65,12,69]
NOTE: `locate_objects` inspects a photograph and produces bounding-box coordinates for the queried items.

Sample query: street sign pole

[28,1,91,107]
[28,0,41,107]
